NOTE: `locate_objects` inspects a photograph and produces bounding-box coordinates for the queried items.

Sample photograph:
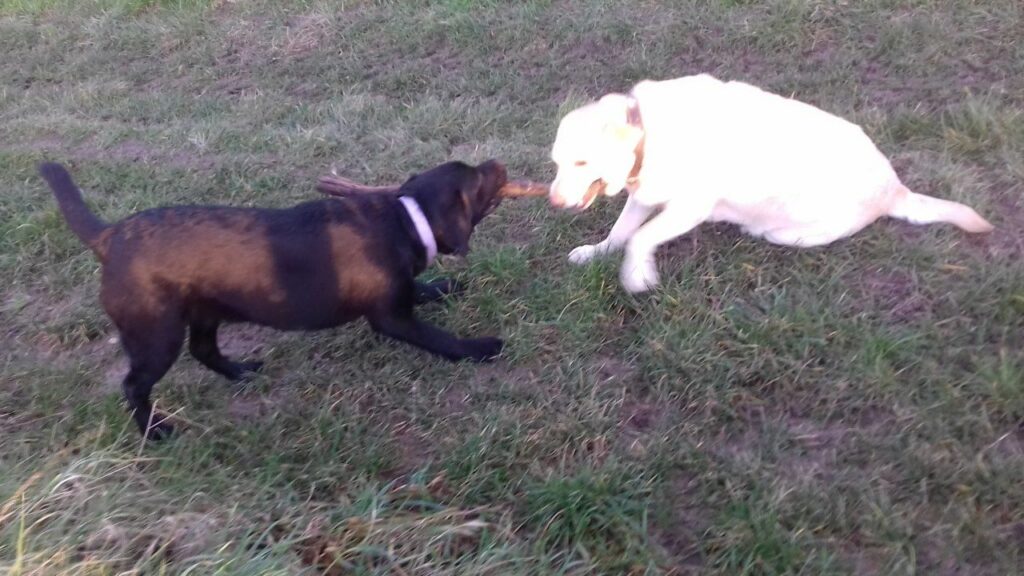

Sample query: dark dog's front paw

[225,360,264,381]
[463,337,503,362]
[415,279,465,304]
[442,278,466,297]
[142,415,176,442]
[236,360,265,378]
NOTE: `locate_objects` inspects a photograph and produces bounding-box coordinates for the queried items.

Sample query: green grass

[0,0,215,15]
[1,0,1023,573]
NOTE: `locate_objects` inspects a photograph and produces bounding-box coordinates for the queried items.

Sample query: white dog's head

[549,93,644,210]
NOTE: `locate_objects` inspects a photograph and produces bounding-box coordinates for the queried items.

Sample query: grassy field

[1,0,1023,573]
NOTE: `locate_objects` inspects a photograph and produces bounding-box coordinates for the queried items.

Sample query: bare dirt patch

[981,185,1024,258]
[651,472,709,573]
[466,362,544,398]
[383,414,435,477]
[279,13,330,57]
[855,267,930,323]
[712,410,893,487]
[616,397,672,461]
[592,354,639,386]
[217,324,273,363]
[80,512,222,568]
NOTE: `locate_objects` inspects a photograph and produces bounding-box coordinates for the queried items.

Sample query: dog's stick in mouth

[317,174,550,198]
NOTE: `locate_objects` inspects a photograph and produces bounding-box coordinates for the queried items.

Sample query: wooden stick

[496,179,550,198]
[316,175,398,195]
[317,175,549,199]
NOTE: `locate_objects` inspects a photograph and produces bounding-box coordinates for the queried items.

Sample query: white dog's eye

[573,160,587,167]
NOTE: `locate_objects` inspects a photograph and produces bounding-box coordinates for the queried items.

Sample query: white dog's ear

[603,122,643,147]
[598,94,644,147]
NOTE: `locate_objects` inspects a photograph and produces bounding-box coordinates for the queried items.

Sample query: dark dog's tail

[38,163,109,251]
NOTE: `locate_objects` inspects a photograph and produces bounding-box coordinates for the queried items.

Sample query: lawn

[1,0,1022,573]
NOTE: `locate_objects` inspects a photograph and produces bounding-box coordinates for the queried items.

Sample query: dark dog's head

[400,160,507,256]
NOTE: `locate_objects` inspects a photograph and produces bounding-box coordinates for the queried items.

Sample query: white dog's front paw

[568,244,601,265]
[620,257,659,293]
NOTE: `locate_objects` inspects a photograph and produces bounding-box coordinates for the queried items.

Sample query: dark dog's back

[97,198,410,330]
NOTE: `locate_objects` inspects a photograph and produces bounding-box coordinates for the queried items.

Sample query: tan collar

[625,94,645,185]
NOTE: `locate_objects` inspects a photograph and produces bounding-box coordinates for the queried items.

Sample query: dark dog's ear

[458,170,484,218]
[436,168,485,256]
[461,170,503,224]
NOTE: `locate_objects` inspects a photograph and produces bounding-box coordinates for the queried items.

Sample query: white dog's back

[633,76,910,244]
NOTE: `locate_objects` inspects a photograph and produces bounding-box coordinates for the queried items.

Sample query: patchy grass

[0,0,216,15]
[1,0,1023,573]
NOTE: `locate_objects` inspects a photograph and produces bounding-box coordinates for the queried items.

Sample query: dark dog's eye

[574,161,587,167]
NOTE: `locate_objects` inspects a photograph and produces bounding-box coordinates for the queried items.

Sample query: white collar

[399,196,437,265]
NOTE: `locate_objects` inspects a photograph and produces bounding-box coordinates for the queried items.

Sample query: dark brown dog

[39,160,508,440]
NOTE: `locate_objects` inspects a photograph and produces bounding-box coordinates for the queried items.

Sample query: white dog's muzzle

[550,178,606,209]
[549,94,645,210]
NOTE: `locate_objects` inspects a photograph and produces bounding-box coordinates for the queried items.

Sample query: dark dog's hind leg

[188,319,263,381]
[119,318,185,441]
[414,279,463,304]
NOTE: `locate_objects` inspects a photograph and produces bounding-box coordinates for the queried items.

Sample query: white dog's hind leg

[569,194,656,265]
[621,207,707,293]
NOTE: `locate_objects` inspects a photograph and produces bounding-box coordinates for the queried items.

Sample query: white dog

[549,74,994,293]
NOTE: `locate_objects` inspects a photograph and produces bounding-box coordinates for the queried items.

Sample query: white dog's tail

[888,185,994,233]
